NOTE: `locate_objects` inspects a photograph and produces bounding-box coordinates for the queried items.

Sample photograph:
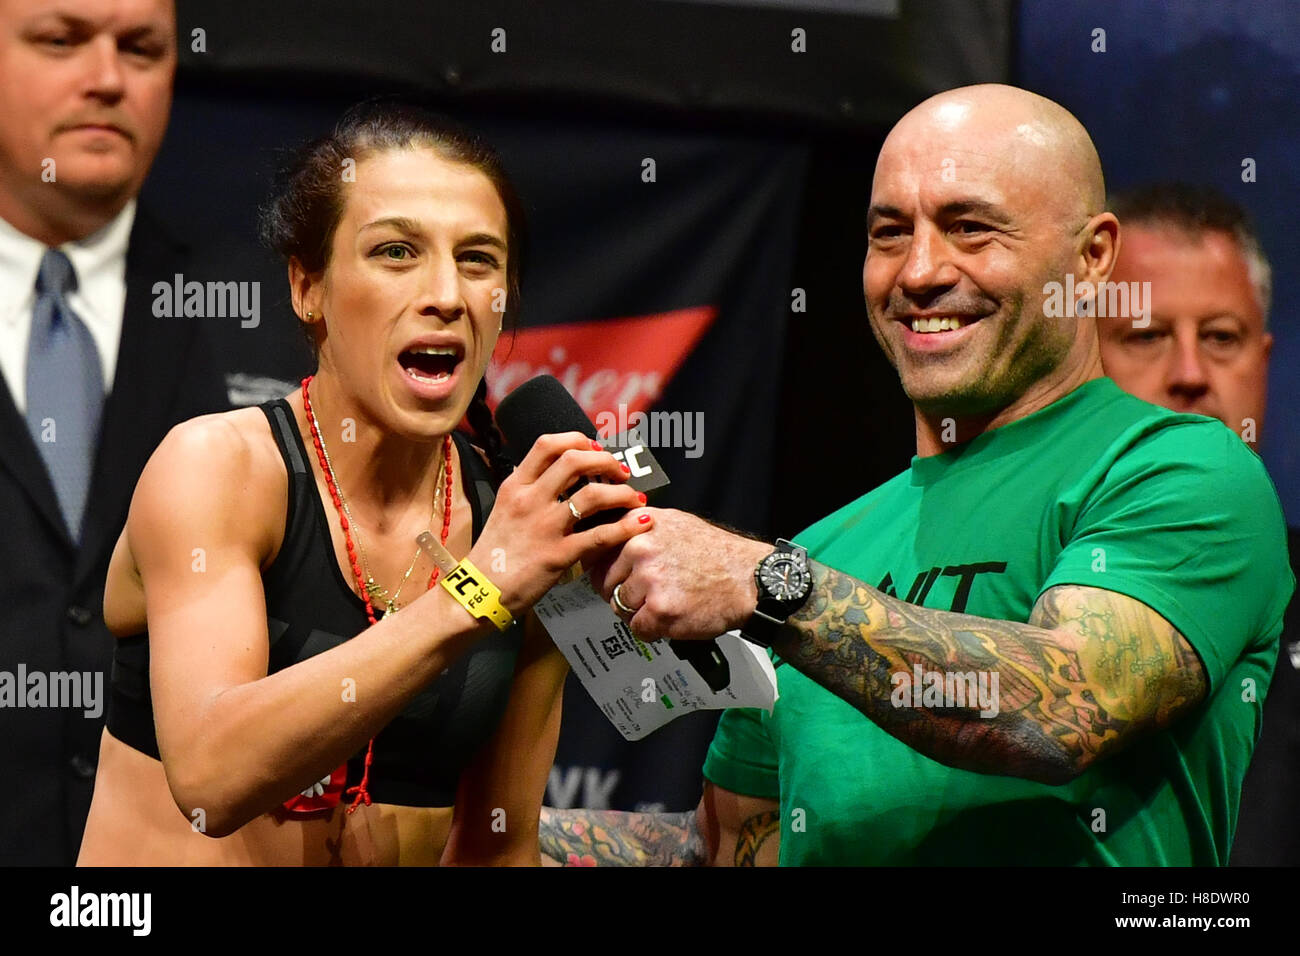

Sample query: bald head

[864,84,1118,442]
[883,84,1106,228]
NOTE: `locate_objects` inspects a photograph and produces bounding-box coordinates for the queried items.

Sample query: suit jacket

[1231,526,1300,865]
[0,208,230,865]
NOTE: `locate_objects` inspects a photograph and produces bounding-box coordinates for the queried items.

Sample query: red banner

[487,306,718,422]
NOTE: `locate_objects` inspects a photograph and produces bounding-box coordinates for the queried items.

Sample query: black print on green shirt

[877,561,1008,613]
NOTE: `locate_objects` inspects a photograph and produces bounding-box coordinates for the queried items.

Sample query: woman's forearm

[162,585,489,836]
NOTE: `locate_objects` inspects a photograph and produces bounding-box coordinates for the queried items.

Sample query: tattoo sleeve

[539,807,708,866]
[772,563,1208,783]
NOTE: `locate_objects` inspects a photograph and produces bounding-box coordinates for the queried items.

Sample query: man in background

[0,0,228,863]
[1099,182,1298,866]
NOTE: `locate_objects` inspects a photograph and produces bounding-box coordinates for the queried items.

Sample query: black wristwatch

[741,539,812,647]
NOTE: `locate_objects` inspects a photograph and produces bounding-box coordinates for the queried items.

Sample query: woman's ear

[288,257,318,321]
[289,257,325,328]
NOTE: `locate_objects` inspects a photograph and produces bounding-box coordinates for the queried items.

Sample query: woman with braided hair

[77,100,651,865]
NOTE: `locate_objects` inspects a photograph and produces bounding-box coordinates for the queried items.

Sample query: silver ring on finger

[612,583,639,616]
[567,499,583,523]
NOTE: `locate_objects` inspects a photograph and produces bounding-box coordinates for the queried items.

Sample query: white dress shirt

[0,201,135,414]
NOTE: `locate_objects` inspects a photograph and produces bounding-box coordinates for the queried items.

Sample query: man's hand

[588,508,771,641]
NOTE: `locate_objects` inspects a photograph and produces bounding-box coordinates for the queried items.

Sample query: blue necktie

[25,249,104,541]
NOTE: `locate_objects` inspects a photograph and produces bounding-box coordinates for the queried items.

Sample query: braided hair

[464,378,513,485]
[260,97,527,483]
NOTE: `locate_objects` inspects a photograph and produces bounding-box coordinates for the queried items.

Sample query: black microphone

[496,374,730,692]
[496,374,612,530]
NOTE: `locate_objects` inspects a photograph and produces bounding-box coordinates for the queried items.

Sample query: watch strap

[742,538,810,647]
[741,606,785,648]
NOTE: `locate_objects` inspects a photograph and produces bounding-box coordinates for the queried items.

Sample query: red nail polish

[621,463,631,474]
[638,513,651,524]
[590,440,602,450]
[637,492,647,504]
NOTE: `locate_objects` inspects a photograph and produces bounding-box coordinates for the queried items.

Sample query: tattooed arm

[539,784,780,866]
[538,808,706,867]
[780,565,1206,784]
[593,509,1208,786]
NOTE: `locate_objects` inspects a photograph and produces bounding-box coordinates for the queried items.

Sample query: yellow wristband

[441,558,515,632]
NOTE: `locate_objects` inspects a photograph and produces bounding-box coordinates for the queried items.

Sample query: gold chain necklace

[314,411,443,617]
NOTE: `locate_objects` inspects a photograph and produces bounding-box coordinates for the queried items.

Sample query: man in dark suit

[0,0,228,864]
[1098,183,1298,865]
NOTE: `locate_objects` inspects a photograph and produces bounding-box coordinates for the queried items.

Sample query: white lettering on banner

[583,768,621,808]
[489,348,661,415]
[547,766,583,808]
[546,766,622,809]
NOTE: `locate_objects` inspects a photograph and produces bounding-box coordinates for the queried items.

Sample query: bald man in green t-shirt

[538,84,1293,866]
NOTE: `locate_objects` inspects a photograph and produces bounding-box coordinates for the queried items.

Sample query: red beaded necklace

[299,375,454,812]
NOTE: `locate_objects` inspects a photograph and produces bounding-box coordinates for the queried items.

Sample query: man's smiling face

[864,92,1100,421]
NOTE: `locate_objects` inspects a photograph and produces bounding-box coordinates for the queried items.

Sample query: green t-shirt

[704,378,1292,865]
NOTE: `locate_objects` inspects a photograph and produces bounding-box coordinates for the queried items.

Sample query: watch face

[759,554,811,601]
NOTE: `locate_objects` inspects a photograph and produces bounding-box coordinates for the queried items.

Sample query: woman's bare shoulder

[158,406,279,455]
[144,407,284,494]
[128,406,289,560]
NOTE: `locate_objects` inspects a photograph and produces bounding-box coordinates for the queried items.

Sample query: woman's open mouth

[395,340,466,401]
[398,345,461,384]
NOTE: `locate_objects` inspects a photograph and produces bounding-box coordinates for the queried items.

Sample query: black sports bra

[106,399,522,807]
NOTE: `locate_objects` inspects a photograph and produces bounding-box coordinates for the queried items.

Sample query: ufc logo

[610,444,652,478]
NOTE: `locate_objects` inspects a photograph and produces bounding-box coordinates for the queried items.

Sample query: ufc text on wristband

[441,558,515,632]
